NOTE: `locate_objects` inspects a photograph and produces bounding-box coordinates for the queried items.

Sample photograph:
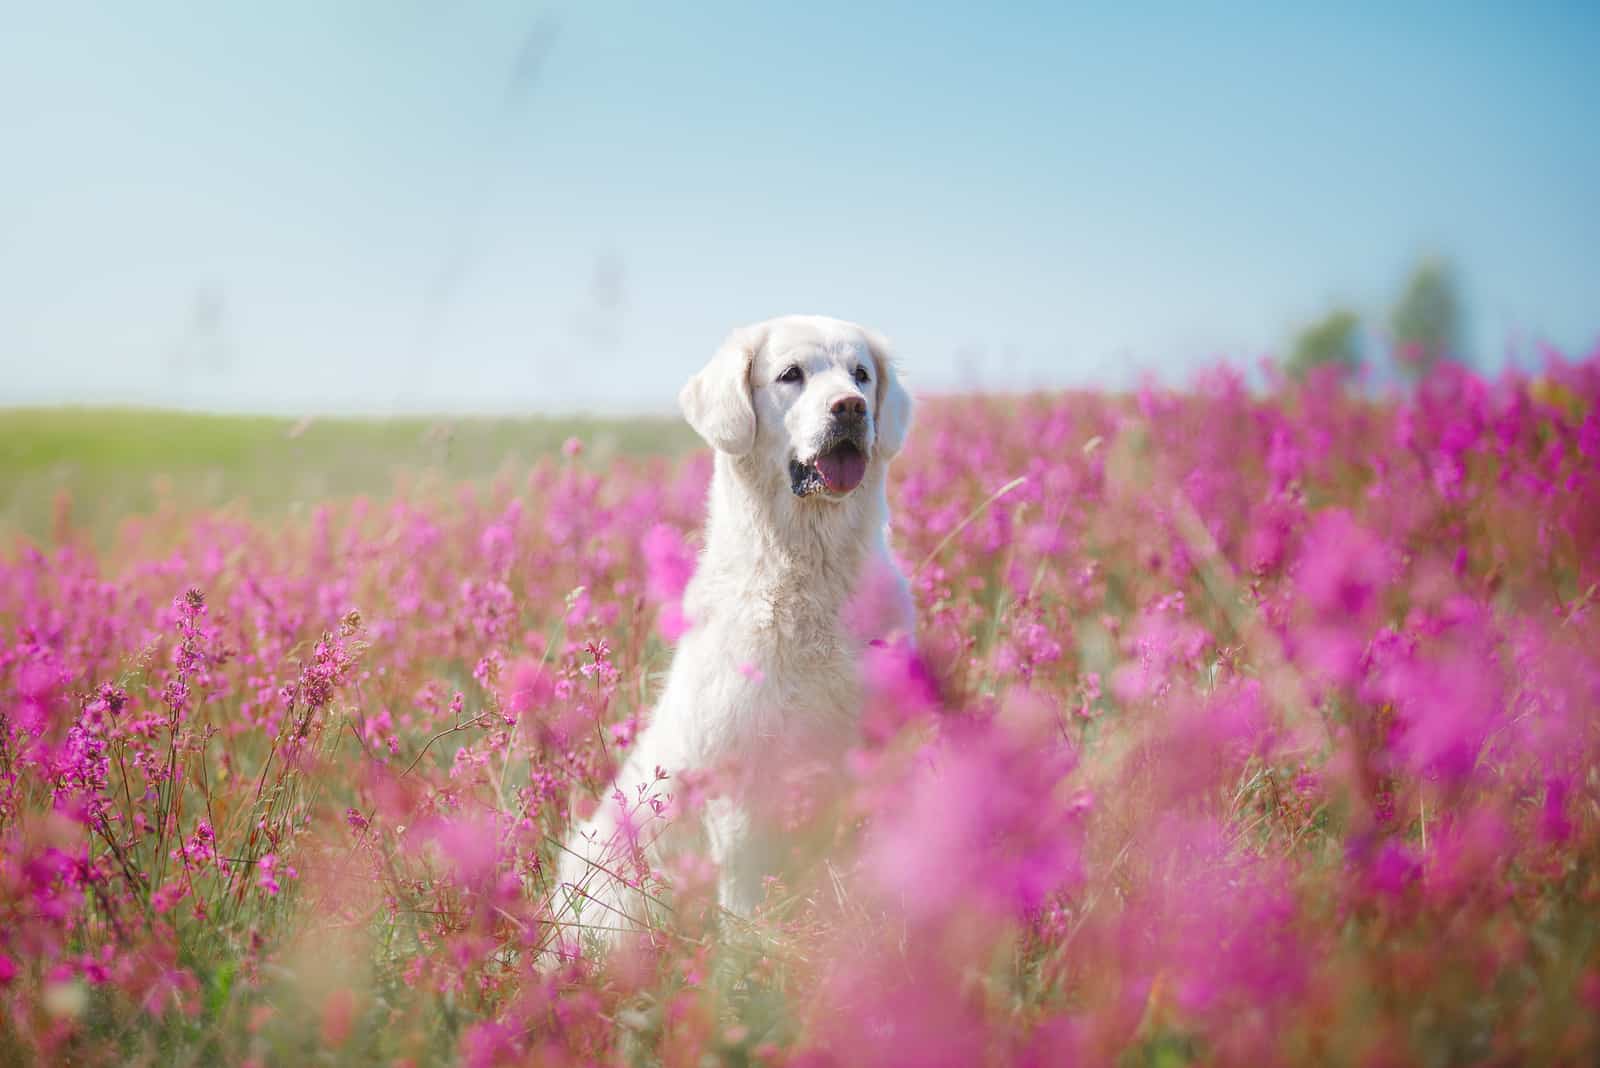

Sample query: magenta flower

[642,522,696,639]
[257,854,282,896]
[865,691,1085,923]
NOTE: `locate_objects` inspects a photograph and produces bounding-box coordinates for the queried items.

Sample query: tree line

[1286,257,1463,381]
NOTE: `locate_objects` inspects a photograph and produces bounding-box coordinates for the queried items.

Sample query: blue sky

[2,2,1596,413]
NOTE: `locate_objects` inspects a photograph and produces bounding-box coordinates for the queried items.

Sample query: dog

[554,314,915,949]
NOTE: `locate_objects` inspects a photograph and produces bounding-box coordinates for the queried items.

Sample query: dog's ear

[680,324,765,456]
[865,329,913,460]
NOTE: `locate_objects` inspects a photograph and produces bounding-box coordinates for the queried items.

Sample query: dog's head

[679,315,912,501]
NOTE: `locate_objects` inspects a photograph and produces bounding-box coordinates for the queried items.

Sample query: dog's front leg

[703,796,780,918]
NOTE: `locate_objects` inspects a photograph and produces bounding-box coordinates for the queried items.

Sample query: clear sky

[2,2,1596,414]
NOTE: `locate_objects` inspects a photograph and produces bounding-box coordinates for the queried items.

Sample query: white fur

[554,315,915,947]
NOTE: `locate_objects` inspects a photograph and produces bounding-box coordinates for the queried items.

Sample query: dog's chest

[671,597,861,763]
[693,552,854,640]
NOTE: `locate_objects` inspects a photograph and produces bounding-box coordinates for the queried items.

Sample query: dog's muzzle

[790,420,871,498]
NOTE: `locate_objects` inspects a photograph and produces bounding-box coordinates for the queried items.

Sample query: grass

[0,407,697,545]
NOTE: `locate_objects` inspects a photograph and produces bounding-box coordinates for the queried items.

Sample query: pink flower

[257,854,290,896]
[642,523,696,639]
[1381,645,1501,783]
[460,1020,526,1067]
[150,882,188,914]
[1297,509,1391,620]
[865,691,1084,922]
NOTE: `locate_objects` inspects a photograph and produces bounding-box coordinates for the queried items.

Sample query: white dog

[555,314,915,947]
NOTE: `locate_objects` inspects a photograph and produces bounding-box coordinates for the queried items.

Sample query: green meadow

[1,407,697,545]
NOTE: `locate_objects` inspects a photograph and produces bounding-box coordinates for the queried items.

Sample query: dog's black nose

[830,395,867,418]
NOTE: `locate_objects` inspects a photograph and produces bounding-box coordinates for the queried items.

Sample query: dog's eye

[853,366,871,385]
[778,365,804,384]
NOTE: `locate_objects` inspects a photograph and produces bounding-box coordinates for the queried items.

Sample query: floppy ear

[865,329,913,460]
[679,324,764,455]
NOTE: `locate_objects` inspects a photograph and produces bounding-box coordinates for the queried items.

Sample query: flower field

[3,352,1599,1066]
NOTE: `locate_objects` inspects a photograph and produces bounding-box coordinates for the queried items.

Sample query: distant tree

[1286,307,1362,380]
[1389,256,1462,378]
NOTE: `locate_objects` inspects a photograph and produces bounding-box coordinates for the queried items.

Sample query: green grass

[0,407,698,545]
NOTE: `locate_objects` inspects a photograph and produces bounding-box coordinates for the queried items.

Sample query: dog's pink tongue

[816,447,866,494]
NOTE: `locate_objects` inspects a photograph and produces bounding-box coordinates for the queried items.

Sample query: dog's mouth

[790,439,869,498]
